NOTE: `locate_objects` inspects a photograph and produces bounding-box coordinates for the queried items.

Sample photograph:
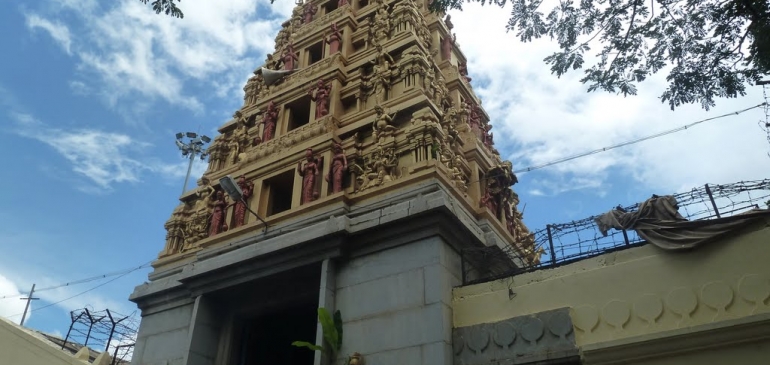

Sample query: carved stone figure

[227,139,240,166]
[326,23,343,55]
[265,53,279,70]
[440,34,454,60]
[444,15,454,31]
[297,148,322,204]
[274,24,290,51]
[260,101,278,142]
[480,187,499,216]
[302,2,317,24]
[370,1,391,44]
[243,70,264,105]
[206,140,222,172]
[231,175,254,228]
[326,141,348,193]
[282,42,299,71]
[308,79,332,119]
[458,62,472,83]
[373,105,397,140]
[208,190,229,236]
[338,0,349,6]
[367,46,400,103]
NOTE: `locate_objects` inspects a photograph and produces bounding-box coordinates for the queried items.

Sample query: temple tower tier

[131,1,537,364]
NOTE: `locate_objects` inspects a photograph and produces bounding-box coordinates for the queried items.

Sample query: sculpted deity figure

[297,148,322,204]
[302,2,317,24]
[373,105,397,139]
[208,190,229,237]
[260,101,279,142]
[444,15,454,31]
[291,6,303,29]
[265,53,279,70]
[206,140,222,171]
[440,33,455,60]
[368,46,399,103]
[326,23,343,55]
[480,187,499,216]
[370,2,391,43]
[338,0,349,6]
[282,42,299,71]
[243,70,263,105]
[326,141,348,193]
[231,175,254,228]
[227,138,240,166]
[458,62,472,83]
[308,79,332,119]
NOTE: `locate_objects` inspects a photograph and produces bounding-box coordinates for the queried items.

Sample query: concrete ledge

[580,312,770,365]
[453,308,579,365]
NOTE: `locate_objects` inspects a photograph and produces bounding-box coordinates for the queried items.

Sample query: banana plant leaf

[291,341,323,352]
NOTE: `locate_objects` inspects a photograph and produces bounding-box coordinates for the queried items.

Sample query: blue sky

[1,0,769,350]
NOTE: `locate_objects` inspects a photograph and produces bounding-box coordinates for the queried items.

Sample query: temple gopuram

[129,1,539,364]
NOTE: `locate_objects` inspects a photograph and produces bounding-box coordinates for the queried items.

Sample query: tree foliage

[430,0,770,110]
[139,0,184,18]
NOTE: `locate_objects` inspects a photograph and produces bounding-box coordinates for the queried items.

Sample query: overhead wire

[0,261,152,301]
[512,102,767,174]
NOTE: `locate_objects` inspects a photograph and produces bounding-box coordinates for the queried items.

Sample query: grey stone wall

[452,308,579,365]
[335,236,462,365]
[132,302,195,365]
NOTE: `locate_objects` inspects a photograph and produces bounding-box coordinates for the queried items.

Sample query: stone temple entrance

[193,262,323,365]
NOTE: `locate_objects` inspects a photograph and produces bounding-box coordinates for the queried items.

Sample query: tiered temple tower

[130,1,540,364]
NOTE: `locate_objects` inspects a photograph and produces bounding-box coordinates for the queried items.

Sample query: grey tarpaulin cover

[595,195,770,250]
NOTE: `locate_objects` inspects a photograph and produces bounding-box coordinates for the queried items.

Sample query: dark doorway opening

[222,262,323,365]
[236,301,318,365]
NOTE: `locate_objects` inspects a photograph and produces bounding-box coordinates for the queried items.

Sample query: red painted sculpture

[326,141,348,193]
[480,188,499,217]
[326,23,343,55]
[440,34,454,60]
[308,79,331,119]
[231,175,254,228]
[298,148,322,204]
[302,3,317,24]
[260,101,278,142]
[209,190,229,236]
[282,42,299,70]
[459,62,472,83]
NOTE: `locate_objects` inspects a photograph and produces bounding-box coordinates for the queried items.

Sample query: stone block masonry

[335,237,461,365]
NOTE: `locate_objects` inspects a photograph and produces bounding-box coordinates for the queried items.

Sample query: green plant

[292,308,343,360]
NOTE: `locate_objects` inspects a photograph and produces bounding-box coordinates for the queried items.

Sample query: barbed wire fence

[59,307,139,365]
[462,179,770,285]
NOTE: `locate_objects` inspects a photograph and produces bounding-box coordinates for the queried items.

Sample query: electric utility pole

[19,284,39,327]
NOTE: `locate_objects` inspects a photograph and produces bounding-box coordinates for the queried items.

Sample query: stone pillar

[329,79,345,119]
[335,237,460,365]
[184,296,223,365]
[314,259,336,365]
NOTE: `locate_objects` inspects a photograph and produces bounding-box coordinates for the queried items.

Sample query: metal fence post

[704,184,721,218]
[621,229,631,246]
[546,225,557,265]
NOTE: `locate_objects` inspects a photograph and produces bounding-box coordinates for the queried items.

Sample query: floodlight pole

[182,152,196,195]
[175,132,211,195]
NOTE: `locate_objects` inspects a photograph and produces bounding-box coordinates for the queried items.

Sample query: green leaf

[292,341,323,352]
[318,308,339,355]
[333,309,343,351]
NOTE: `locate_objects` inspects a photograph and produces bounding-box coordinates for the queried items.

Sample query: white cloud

[25,14,72,55]
[10,114,207,193]
[449,4,770,196]
[29,0,293,113]
[0,275,28,321]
